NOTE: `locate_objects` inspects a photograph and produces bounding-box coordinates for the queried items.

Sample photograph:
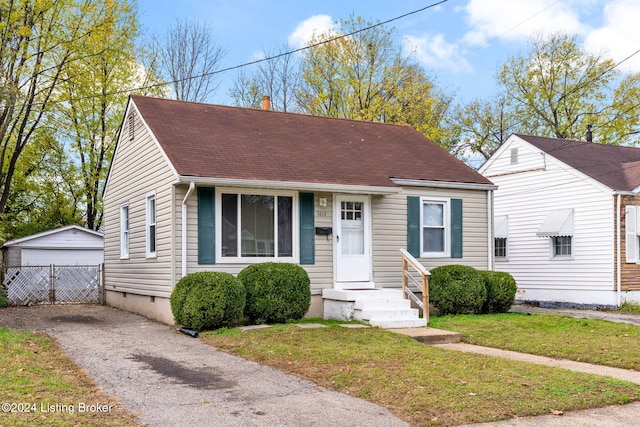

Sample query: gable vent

[510,147,518,164]
[128,113,135,140]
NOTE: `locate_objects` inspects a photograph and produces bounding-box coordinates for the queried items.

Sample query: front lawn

[201,319,640,426]
[430,312,640,370]
[0,327,140,427]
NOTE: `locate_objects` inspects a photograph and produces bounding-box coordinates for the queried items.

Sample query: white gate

[3,265,103,305]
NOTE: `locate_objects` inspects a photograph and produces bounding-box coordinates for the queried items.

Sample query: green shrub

[429,265,487,315]
[170,272,245,331]
[0,284,10,308]
[481,271,517,314]
[238,262,310,324]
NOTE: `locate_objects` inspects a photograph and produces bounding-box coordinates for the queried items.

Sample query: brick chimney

[262,95,270,111]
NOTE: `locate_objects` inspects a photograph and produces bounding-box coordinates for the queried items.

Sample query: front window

[219,189,295,260]
[552,236,572,257]
[421,198,449,257]
[146,192,156,257]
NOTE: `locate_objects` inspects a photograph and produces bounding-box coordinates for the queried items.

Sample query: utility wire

[8,0,448,109]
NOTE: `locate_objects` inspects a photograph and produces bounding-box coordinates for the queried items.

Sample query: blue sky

[135,0,640,106]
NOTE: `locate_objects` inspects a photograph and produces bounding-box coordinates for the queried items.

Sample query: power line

[8,0,448,110]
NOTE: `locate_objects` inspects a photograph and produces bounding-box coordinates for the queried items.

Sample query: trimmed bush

[170,272,245,331]
[429,265,487,315]
[481,271,517,314]
[238,262,310,324]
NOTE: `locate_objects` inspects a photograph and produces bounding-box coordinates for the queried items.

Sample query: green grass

[0,327,140,427]
[616,302,640,314]
[429,312,640,370]
[201,319,640,426]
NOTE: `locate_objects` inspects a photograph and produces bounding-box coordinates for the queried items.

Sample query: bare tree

[230,45,302,112]
[153,19,226,102]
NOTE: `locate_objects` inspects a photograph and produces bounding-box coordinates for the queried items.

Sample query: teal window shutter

[451,198,463,259]
[198,187,215,264]
[299,193,315,264]
[407,196,420,257]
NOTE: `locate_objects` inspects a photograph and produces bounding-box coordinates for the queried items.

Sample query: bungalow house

[103,95,496,325]
[479,134,640,308]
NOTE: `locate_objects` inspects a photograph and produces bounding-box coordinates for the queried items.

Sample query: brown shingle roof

[130,95,492,188]
[517,134,640,192]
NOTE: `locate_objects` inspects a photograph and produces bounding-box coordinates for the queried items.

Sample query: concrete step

[369,318,428,329]
[389,327,461,345]
[354,298,411,311]
[324,287,426,329]
[323,288,403,301]
[355,308,420,322]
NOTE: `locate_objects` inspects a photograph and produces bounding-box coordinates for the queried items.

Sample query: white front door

[335,195,373,288]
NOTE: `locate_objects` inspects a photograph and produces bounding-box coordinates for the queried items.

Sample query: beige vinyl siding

[179,187,334,294]
[372,187,490,288]
[178,184,489,293]
[103,109,177,297]
[487,138,615,294]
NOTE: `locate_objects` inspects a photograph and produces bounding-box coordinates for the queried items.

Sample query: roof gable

[516,134,640,192]
[2,225,103,248]
[129,95,492,188]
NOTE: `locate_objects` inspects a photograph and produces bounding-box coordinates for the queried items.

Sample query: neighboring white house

[479,134,640,307]
[103,95,497,325]
[1,225,104,267]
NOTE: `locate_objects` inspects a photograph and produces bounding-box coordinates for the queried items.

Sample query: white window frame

[146,191,157,258]
[494,215,508,260]
[420,197,450,258]
[120,203,129,259]
[494,237,507,259]
[625,205,640,264]
[215,187,298,264]
[550,235,573,259]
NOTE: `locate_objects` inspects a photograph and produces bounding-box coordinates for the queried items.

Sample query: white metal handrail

[399,248,430,325]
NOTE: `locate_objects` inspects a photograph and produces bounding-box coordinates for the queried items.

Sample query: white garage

[2,225,103,267]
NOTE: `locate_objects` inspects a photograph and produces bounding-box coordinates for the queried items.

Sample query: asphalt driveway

[0,304,407,427]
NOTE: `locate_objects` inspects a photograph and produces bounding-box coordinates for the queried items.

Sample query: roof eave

[1,225,103,248]
[391,178,498,191]
[176,176,402,195]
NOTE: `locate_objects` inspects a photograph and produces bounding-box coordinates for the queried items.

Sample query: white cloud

[287,15,335,49]
[583,0,640,72]
[404,34,472,73]
[462,0,586,45]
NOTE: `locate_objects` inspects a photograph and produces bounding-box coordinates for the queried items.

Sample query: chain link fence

[3,265,103,305]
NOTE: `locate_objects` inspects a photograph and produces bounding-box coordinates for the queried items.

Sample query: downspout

[616,193,622,306]
[182,182,196,278]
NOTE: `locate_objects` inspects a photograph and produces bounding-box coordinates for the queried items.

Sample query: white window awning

[494,215,508,238]
[537,208,574,237]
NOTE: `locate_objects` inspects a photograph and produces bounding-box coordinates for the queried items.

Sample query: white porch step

[323,288,426,329]
[323,288,403,301]
[355,307,419,321]
[354,298,411,311]
[369,318,428,329]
